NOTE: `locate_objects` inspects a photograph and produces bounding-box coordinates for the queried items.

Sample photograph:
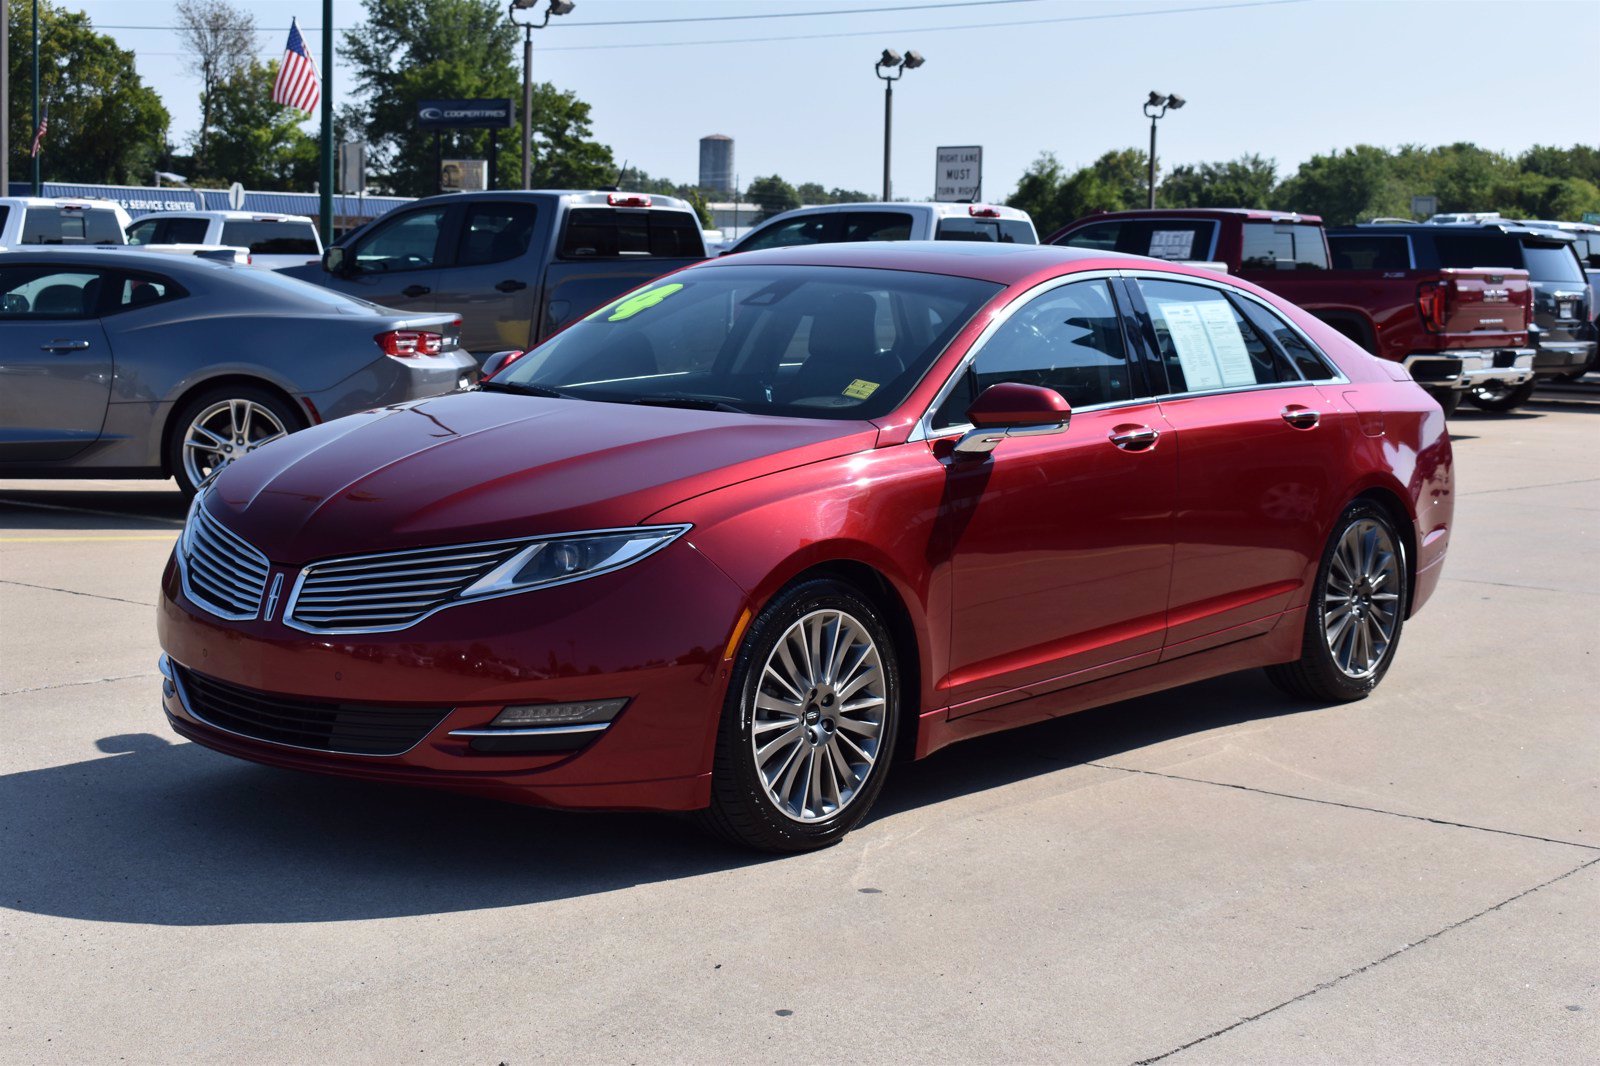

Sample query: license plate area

[1557,301,1576,320]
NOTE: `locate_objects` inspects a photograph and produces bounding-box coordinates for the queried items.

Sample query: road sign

[338,141,367,194]
[1410,194,1438,218]
[934,146,982,202]
[227,182,245,210]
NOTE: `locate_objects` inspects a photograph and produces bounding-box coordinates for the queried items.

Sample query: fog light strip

[447,722,610,738]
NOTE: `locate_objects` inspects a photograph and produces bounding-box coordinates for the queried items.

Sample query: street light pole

[873,49,923,203]
[32,0,41,195]
[1142,91,1185,209]
[509,0,575,190]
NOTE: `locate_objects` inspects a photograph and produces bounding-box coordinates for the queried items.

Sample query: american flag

[30,103,48,158]
[271,18,321,114]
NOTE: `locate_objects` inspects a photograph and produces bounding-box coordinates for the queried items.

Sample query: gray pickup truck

[282,190,707,357]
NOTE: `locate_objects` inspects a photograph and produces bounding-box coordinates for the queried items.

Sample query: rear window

[1432,234,1523,270]
[20,206,124,245]
[558,208,703,259]
[1057,218,1216,260]
[220,220,320,255]
[1519,242,1585,283]
[1328,235,1411,271]
[842,211,914,242]
[126,217,210,246]
[0,205,9,232]
[1241,222,1328,270]
[936,217,1035,244]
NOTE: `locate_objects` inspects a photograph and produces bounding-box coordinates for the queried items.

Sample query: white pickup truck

[0,196,132,247]
[720,201,1038,256]
[124,210,323,271]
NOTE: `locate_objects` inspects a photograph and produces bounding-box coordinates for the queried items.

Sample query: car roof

[698,241,1147,284]
[0,246,236,274]
[1058,207,1324,225]
[406,189,696,211]
[132,210,316,222]
[0,196,129,211]
[1332,221,1575,241]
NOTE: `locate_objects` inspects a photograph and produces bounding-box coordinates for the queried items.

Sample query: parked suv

[1340,221,1596,408]
[723,202,1036,256]
[125,210,323,272]
[0,196,130,247]
[283,190,707,357]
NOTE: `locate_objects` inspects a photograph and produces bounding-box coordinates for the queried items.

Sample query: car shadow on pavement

[0,669,1315,928]
[0,487,187,528]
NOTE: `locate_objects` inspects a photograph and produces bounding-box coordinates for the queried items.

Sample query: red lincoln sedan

[157,243,1453,852]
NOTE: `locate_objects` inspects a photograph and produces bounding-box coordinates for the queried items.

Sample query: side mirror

[322,245,348,275]
[953,382,1071,457]
[479,349,526,380]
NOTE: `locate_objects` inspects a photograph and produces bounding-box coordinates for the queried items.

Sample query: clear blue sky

[72,0,1600,198]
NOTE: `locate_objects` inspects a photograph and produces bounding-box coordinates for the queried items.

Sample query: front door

[327,203,453,312]
[938,278,1177,712]
[0,263,114,462]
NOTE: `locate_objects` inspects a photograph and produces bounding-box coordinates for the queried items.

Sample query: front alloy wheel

[702,579,900,852]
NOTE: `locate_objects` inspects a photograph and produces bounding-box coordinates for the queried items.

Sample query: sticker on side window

[1154,301,1254,390]
[842,379,879,400]
[594,282,684,322]
[1149,230,1196,260]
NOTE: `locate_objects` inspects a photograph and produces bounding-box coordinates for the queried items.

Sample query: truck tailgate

[1434,267,1531,348]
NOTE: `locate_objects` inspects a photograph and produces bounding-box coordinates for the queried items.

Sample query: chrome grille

[181,504,270,619]
[286,540,526,633]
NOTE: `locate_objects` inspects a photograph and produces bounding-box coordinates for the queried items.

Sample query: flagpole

[319,0,333,244]
[31,0,40,195]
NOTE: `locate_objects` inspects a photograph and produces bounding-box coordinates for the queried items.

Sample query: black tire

[1265,500,1408,703]
[166,385,303,497]
[699,578,901,853]
[1466,379,1536,413]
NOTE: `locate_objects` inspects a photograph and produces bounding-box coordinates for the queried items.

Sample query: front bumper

[155,539,747,812]
[1403,349,1535,391]
[1531,340,1597,378]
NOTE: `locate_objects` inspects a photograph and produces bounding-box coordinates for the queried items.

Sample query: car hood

[206,391,878,564]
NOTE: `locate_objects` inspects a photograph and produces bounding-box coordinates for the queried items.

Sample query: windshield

[497,265,1001,420]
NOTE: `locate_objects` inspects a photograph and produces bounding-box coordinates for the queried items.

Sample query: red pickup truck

[1045,208,1534,413]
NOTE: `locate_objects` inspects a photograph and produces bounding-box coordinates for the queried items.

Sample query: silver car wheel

[751,608,887,824]
[181,398,287,487]
[1324,518,1401,679]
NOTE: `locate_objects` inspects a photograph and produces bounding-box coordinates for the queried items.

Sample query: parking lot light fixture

[1143,91,1185,209]
[509,0,576,190]
[874,48,924,202]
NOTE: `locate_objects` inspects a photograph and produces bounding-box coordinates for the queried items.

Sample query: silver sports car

[0,248,477,494]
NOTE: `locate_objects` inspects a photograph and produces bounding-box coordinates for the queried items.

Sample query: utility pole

[32,0,41,194]
[1,2,10,193]
[319,0,334,243]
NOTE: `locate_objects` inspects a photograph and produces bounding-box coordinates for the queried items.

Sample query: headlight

[460,526,689,598]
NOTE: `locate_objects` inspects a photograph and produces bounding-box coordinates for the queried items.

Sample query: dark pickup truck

[1046,208,1537,413]
[283,190,707,358]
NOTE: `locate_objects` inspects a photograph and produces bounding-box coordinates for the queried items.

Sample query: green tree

[1006,149,1148,235]
[1271,145,1407,223]
[1161,155,1278,209]
[196,60,319,189]
[6,0,169,184]
[747,175,801,221]
[341,0,616,196]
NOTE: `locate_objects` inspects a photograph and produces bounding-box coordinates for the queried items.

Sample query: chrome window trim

[281,523,692,635]
[1121,269,1351,395]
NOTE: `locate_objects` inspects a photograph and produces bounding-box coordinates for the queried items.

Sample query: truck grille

[286,540,526,633]
[174,664,451,756]
[181,504,271,619]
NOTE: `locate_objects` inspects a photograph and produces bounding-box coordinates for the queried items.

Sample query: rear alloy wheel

[1467,379,1536,413]
[168,386,301,496]
[1266,501,1408,703]
[701,579,900,853]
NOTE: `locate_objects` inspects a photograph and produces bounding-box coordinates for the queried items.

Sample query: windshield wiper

[626,395,748,413]
[477,380,569,399]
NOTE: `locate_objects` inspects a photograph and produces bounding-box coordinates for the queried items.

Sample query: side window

[167,218,210,244]
[841,212,913,242]
[0,267,107,318]
[1240,223,1329,270]
[111,273,185,313]
[220,221,320,256]
[1236,299,1335,381]
[1058,219,1216,261]
[1329,235,1411,271]
[933,280,1133,428]
[736,215,835,253]
[126,219,159,245]
[1137,278,1297,392]
[349,207,449,273]
[1431,234,1522,270]
[456,203,537,267]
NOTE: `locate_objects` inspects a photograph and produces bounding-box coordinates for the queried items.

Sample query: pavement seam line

[1129,855,1600,1064]
[1,672,159,697]
[1087,763,1600,853]
[0,496,185,525]
[0,579,157,608]
[1457,475,1600,498]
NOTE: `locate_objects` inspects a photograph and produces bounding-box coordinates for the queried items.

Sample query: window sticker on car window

[593,282,684,322]
[842,379,879,400]
[1155,300,1255,390]
[1195,300,1255,384]
[1149,230,1196,260]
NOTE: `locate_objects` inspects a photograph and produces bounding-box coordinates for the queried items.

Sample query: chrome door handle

[41,339,91,353]
[1281,405,1320,429]
[1108,426,1160,450]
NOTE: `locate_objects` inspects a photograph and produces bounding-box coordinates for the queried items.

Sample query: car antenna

[609,160,628,192]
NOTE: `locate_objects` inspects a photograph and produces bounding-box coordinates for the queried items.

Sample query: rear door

[0,262,114,461]
[1126,274,1349,658]
[425,199,540,353]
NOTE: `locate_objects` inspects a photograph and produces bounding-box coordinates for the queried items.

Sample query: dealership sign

[934,146,982,202]
[416,99,514,129]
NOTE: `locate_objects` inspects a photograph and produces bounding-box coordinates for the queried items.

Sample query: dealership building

[6,182,412,235]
